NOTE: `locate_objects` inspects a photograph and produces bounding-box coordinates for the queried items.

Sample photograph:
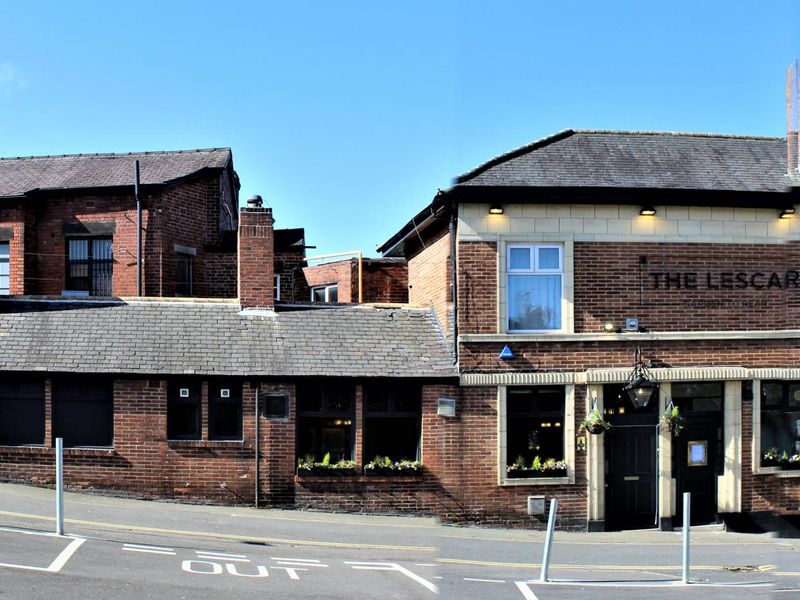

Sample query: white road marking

[0,532,85,573]
[194,550,248,559]
[345,561,439,594]
[225,563,269,578]
[47,537,86,573]
[270,557,322,563]
[515,581,540,599]
[123,543,174,551]
[273,566,308,580]
[465,577,506,583]
[124,547,176,556]
[275,561,329,568]
[416,563,437,567]
[182,560,223,575]
[197,555,250,562]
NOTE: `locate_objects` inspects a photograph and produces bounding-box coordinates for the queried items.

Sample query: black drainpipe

[135,160,142,296]
[449,210,458,365]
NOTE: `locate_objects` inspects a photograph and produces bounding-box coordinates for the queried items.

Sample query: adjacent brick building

[302,257,408,304]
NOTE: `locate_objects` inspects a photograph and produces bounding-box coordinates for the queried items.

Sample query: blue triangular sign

[499,345,515,360]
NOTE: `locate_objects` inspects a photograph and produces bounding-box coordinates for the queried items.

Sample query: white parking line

[123,543,174,551]
[275,561,329,568]
[124,547,176,556]
[197,555,250,562]
[464,577,506,583]
[0,535,85,573]
[345,561,439,594]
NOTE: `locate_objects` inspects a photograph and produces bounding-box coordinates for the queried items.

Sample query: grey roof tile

[0,148,232,197]
[0,300,455,379]
[457,130,795,193]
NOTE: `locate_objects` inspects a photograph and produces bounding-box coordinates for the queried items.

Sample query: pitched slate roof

[457,130,794,192]
[0,299,455,378]
[0,148,232,198]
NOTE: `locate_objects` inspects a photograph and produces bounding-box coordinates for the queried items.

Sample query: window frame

[208,381,243,441]
[175,252,194,297]
[0,377,45,446]
[167,381,202,441]
[65,236,114,296]
[506,243,565,333]
[311,284,339,303]
[52,377,114,449]
[296,383,355,463]
[0,241,9,295]
[363,382,422,463]
[499,384,575,486]
[274,274,281,302]
[758,379,800,469]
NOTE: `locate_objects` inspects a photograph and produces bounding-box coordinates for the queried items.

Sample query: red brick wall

[0,205,26,294]
[238,207,274,309]
[409,231,453,339]
[574,241,800,332]
[205,250,237,298]
[361,260,408,303]
[275,251,308,303]
[303,260,352,301]
[457,240,496,334]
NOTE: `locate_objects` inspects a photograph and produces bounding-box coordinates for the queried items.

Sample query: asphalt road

[0,482,797,599]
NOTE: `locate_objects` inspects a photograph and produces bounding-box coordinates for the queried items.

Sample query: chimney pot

[247,195,264,208]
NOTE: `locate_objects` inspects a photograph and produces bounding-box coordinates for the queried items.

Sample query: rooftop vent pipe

[247,195,264,208]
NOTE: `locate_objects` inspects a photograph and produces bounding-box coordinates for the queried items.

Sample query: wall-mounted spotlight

[489,204,504,215]
[639,206,657,216]
[779,207,796,219]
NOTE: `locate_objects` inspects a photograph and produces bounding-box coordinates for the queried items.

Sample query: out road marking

[0,528,85,573]
[0,509,433,552]
[345,561,438,594]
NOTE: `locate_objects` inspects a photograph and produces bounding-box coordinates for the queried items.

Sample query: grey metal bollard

[681,492,691,584]
[539,497,558,582]
[55,437,64,536]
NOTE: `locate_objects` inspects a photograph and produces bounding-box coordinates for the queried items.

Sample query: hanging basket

[581,398,611,435]
[585,422,606,435]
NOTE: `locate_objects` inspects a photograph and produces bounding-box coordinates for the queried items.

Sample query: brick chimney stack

[238,195,274,310]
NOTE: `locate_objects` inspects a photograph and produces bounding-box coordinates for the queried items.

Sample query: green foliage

[321,452,331,466]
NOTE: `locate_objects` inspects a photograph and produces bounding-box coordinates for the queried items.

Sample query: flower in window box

[297,452,357,475]
[761,447,782,467]
[364,455,422,475]
[506,455,567,478]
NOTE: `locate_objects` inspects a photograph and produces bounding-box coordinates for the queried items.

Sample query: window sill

[500,476,572,486]
[754,465,800,477]
[168,439,244,448]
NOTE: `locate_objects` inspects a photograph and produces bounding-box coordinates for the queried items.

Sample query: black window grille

[66,237,113,296]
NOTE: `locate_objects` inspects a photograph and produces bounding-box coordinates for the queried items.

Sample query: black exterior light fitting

[489,204,504,215]
[621,346,658,408]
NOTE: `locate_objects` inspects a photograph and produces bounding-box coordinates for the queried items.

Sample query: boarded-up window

[0,377,44,445]
[53,378,113,447]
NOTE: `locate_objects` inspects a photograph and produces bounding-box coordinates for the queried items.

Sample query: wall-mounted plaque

[688,441,707,467]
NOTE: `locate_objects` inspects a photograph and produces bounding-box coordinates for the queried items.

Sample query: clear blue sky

[1,1,798,256]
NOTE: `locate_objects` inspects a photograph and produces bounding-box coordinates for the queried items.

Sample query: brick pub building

[3,132,800,531]
[380,129,800,530]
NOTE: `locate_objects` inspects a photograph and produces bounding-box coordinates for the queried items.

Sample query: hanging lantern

[621,346,658,408]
